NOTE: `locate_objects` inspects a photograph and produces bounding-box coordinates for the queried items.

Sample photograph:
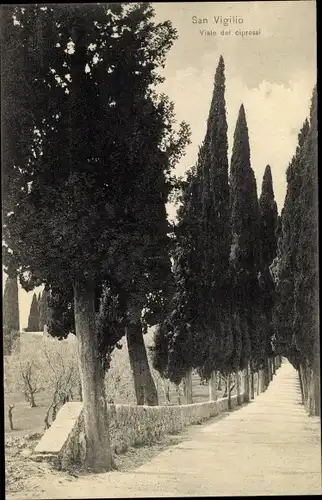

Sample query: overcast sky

[3,1,316,329]
[153,0,316,218]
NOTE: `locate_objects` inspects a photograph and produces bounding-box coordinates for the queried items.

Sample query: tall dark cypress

[229,104,261,378]
[258,165,278,382]
[293,86,319,415]
[39,289,50,331]
[165,168,204,385]
[271,119,310,368]
[3,276,20,354]
[198,55,233,377]
[26,292,40,332]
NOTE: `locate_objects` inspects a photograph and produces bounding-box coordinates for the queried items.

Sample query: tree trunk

[236,371,242,405]
[250,370,255,399]
[126,307,158,406]
[209,371,217,401]
[256,371,260,395]
[300,363,308,407]
[8,405,14,430]
[313,356,321,417]
[298,368,305,405]
[272,356,276,375]
[29,391,36,408]
[78,382,83,402]
[74,278,114,472]
[175,384,181,405]
[227,373,232,409]
[259,368,266,393]
[243,365,250,403]
[267,356,272,383]
[184,367,193,404]
[52,403,59,423]
[217,375,222,391]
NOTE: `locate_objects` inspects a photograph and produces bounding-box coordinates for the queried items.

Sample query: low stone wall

[33,394,244,470]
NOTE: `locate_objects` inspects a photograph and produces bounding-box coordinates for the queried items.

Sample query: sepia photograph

[2,1,320,497]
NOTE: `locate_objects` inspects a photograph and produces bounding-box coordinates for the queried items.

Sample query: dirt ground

[5,361,321,499]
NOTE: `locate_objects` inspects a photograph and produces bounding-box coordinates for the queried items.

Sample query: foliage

[293,86,318,368]
[26,293,40,332]
[156,56,232,384]
[258,165,278,364]
[197,55,233,378]
[271,118,311,367]
[2,4,190,371]
[38,290,50,331]
[228,104,261,372]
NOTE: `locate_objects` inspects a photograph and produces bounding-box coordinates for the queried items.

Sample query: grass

[5,391,54,437]
[4,329,231,438]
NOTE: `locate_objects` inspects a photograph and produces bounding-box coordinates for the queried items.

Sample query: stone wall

[33,394,244,470]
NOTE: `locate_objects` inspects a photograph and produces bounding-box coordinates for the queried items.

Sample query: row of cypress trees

[25,290,50,332]
[151,56,280,401]
[271,87,319,416]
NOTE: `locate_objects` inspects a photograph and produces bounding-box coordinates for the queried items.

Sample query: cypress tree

[197,55,233,378]
[165,168,204,387]
[229,104,261,398]
[258,165,278,386]
[271,118,310,370]
[39,289,50,331]
[293,86,319,415]
[27,293,40,332]
[2,4,189,468]
[3,276,20,354]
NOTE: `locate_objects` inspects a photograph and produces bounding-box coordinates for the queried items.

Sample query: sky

[2,1,317,329]
[152,0,316,218]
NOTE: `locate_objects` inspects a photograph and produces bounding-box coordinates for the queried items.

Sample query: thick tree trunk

[236,371,242,405]
[209,371,217,401]
[74,278,114,472]
[126,307,158,406]
[243,365,250,403]
[184,368,193,404]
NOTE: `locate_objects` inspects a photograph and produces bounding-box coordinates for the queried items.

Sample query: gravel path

[6,359,321,498]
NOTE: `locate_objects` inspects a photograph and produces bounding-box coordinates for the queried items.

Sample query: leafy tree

[26,293,40,332]
[2,3,189,469]
[3,276,20,354]
[228,104,262,400]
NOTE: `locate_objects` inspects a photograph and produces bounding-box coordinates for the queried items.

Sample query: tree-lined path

[8,359,321,499]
